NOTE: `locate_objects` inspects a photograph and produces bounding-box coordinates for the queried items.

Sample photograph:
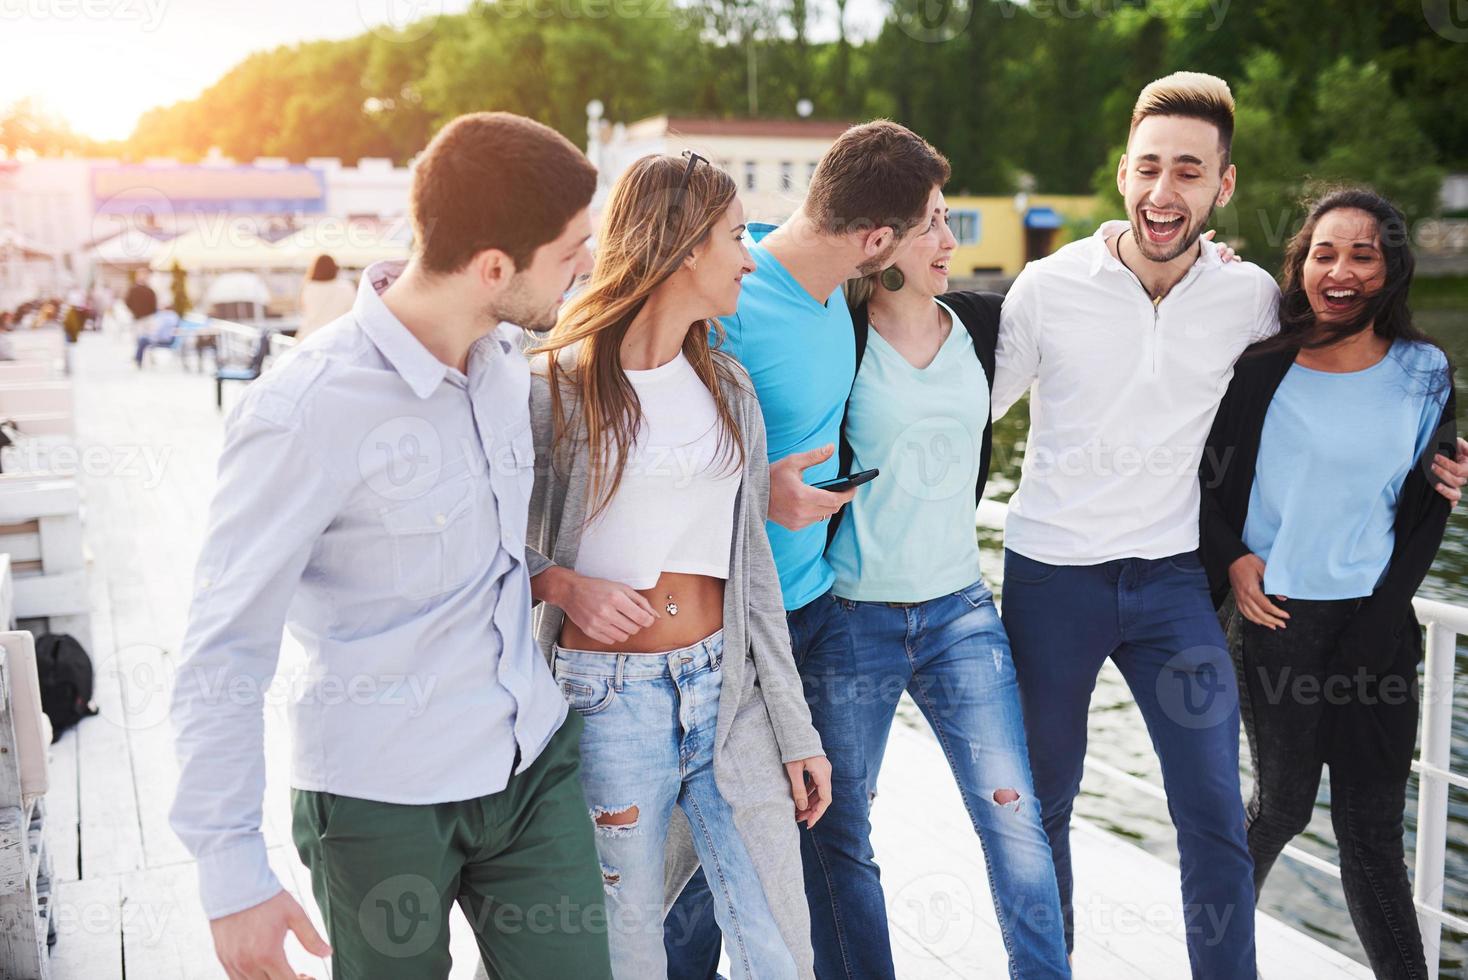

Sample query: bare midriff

[559,570,726,654]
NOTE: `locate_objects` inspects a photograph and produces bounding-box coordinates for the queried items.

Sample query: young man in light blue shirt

[170,113,612,980]
[666,120,951,980]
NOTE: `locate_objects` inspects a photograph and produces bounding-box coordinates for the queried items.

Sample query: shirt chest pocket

[493,423,537,551]
[380,475,486,601]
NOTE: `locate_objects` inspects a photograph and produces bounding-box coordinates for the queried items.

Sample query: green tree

[108,0,1464,222]
[1220,50,1309,269]
[1309,59,1443,223]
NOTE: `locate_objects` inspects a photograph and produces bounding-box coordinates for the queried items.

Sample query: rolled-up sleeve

[169,401,348,920]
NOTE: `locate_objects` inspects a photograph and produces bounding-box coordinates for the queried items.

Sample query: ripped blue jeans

[834,579,1070,978]
[552,629,797,980]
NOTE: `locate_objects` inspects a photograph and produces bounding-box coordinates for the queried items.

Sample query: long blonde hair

[531,154,746,520]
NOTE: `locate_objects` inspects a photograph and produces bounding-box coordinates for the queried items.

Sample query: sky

[1,0,886,143]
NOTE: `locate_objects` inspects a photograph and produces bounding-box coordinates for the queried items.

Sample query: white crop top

[574,352,741,589]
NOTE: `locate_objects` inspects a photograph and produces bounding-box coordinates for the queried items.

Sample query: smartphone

[811,468,880,493]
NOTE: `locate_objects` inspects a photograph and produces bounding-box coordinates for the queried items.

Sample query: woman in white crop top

[526,154,830,979]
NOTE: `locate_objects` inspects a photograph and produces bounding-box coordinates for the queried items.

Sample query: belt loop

[613,654,626,691]
[709,633,722,670]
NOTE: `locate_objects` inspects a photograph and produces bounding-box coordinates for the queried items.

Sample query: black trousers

[1230,598,1428,980]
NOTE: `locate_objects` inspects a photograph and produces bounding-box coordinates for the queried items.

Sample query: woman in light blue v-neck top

[823,199,1072,978]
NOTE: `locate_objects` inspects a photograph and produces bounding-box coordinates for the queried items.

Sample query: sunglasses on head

[672,149,710,211]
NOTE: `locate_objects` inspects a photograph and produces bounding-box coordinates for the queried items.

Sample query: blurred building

[592,115,852,225]
[591,114,1100,280]
[0,154,413,311]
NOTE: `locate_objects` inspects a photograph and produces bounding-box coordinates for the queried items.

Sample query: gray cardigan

[525,348,820,976]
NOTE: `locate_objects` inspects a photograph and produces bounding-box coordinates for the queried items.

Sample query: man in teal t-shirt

[716,222,855,611]
[667,121,951,980]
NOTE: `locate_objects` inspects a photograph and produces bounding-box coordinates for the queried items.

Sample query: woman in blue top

[825,193,1071,978]
[1201,188,1459,980]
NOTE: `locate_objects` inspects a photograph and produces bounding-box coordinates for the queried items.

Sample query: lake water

[945,309,1467,972]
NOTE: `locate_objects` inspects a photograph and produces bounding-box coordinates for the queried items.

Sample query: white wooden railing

[976,498,1465,978]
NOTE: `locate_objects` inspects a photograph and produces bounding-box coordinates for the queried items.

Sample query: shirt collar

[1086,218,1222,278]
[746,222,778,245]
[354,260,450,400]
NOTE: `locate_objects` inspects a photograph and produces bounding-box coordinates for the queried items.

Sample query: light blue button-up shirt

[170,261,567,920]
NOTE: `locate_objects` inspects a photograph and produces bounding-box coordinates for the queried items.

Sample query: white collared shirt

[170,261,567,919]
[992,221,1280,565]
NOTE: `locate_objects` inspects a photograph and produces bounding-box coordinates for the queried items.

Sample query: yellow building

[946,194,1098,278]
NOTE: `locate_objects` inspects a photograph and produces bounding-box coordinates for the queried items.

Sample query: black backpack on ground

[35,633,98,741]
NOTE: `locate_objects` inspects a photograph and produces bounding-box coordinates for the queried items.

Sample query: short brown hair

[1130,72,1236,168]
[805,120,950,236]
[411,112,597,275]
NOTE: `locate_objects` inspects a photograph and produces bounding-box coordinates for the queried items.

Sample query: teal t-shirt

[715,223,855,611]
[827,299,988,602]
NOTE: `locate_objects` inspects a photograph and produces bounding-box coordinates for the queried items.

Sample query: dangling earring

[880,266,905,291]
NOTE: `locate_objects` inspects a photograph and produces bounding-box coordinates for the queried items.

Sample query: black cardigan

[1199,341,1458,783]
[829,290,1002,543]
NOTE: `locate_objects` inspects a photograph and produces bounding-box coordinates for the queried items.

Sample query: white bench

[0,628,54,979]
[0,388,72,419]
[0,385,76,450]
[4,334,65,378]
[4,333,63,357]
[0,366,55,386]
[0,478,88,653]
[0,377,78,473]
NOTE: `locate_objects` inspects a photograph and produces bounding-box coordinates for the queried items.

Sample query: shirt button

[434,514,446,526]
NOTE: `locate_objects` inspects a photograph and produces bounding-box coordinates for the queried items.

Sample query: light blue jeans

[836,580,1070,978]
[552,629,797,980]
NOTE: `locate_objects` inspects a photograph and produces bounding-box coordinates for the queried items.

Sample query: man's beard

[490,273,563,333]
[1129,201,1214,263]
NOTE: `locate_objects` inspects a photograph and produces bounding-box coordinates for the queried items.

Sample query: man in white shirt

[992,72,1268,978]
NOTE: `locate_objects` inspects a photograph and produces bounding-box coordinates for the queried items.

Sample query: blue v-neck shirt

[715,223,856,611]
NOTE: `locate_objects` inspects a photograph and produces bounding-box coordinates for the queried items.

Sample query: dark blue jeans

[666,590,889,979]
[1001,549,1257,980]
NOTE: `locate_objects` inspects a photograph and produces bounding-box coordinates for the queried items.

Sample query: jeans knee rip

[599,862,622,896]
[591,803,641,838]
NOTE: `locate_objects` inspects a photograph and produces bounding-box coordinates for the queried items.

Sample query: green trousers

[291,711,612,979]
